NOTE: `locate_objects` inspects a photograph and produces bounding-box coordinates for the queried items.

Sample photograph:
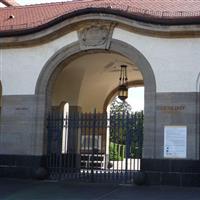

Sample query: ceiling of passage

[52,52,143,112]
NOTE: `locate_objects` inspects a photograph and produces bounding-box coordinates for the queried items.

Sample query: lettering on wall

[159,105,185,113]
[15,107,29,111]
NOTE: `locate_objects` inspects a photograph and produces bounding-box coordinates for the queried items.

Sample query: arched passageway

[35,39,156,183]
[35,40,156,148]
[47,51,145,182]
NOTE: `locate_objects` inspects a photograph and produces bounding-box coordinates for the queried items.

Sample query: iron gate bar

[91,111,95,182]
[47,110,143,184]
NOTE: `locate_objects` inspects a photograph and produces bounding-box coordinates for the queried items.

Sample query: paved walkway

[0,178,200,200]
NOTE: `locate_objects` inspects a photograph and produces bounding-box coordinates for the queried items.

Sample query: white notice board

[164,126,187,158]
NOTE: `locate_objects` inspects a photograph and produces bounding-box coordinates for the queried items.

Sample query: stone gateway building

[0,0,200,186]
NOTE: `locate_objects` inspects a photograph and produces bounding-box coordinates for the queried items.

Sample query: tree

[108,97,144,161]
[110,98,132,115]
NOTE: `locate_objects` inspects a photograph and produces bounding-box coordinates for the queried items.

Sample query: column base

[0,155,46,179]
[141,159,200,187]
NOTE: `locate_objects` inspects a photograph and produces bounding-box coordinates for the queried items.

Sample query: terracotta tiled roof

[1,0,200,34]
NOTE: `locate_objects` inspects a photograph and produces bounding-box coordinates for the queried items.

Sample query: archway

[35,39,156,179]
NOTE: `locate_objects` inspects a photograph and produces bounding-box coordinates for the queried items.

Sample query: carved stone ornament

[78,23,115,50]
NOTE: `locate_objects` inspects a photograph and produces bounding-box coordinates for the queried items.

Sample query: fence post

[91,109,96,182]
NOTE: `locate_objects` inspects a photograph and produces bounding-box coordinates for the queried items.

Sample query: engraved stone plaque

[78,23,115,50]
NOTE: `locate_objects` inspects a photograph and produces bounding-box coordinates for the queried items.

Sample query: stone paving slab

[0,179,200,200]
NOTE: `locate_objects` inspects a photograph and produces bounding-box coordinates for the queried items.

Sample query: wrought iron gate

[47,110,143,184]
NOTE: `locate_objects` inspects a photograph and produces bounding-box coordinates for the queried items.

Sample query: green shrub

[109,142,125,161]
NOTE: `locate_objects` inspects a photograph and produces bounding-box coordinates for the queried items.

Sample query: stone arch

[35,39,156,158]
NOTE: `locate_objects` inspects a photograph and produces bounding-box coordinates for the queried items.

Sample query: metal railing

[47,110,143,184]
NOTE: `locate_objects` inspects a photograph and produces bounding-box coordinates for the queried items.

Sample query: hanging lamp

[118,65,128,101]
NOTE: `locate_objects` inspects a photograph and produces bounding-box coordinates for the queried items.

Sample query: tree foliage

[109,97,144,161]
[110,98,133,115]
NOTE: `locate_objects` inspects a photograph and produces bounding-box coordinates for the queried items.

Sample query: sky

[108,87,144,112]
[127,87,144,112]
[9,0,145,111]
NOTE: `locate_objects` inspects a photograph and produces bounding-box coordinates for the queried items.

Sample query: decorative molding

[2,14,200,48]
[78,22,116,50]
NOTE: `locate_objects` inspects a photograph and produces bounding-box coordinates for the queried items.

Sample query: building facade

[0,0,200,186]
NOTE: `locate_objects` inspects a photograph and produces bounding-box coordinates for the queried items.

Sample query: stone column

[0,95,46,178]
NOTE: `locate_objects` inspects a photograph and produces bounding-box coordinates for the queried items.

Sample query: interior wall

[51,66,85,106]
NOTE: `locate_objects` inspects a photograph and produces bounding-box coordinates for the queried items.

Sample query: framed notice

[164,126,187,158]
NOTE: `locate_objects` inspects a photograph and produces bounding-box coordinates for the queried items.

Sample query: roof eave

[1,8,200,37]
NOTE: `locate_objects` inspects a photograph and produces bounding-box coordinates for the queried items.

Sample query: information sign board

[164,126,187,158]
